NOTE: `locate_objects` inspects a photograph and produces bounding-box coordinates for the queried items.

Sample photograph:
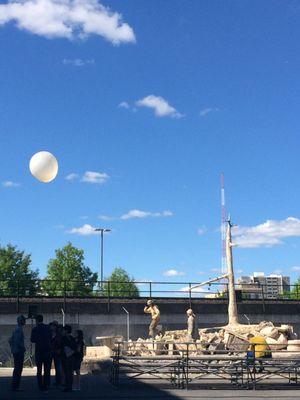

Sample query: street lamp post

[95,228,111,291]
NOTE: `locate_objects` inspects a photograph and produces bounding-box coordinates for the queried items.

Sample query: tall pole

[95,228,111,292]
[100,230,104,291]
[226,219,239,325]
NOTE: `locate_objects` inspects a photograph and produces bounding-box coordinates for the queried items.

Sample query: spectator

[30,315,52,392]
[73,330,85,391]
[61,325,76,392]
[49,321,62,386]
[9,315,26,391]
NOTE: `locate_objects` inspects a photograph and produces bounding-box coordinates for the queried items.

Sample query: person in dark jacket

[30,315,52,391]
[49,321,62,386]
[60,325,76,392]
[9,315,26,391]
[73,330,85,391]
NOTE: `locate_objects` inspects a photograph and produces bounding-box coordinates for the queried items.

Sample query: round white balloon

[29,151,58,183]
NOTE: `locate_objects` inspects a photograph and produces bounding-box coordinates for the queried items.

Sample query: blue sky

[0,0,300,287]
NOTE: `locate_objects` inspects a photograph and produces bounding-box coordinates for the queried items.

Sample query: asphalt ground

[1,368,300,400]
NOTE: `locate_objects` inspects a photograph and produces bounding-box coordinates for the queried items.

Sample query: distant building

[237,272,290,300]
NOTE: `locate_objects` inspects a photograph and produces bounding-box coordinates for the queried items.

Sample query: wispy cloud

[197,226,207,235]
[199,107,219,117]
[163,269,185,277]
[68,224,97,235]
[2,181,20,187]
[66,171,109,184]
[118,101,130,109]
[98,215,115,221]
[65,173,79,181]
[211,268,222,273]
[63,58,95,67]
[82,171,109,184]
[136,95,184,118]
[232,217,300,248]
[291,266,300,272]
[120,209,173,220]
[0,0,136,44]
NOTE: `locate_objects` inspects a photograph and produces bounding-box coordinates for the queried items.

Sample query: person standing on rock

[186,309,197,342]
[9,315,26,391]
[144,300,160,338]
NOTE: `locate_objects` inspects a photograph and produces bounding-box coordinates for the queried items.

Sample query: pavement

[1,368,300,400]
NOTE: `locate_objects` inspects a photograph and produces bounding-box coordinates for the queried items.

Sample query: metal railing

[0,279,297,301]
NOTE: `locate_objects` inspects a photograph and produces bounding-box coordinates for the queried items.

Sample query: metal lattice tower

[221,173,227,274]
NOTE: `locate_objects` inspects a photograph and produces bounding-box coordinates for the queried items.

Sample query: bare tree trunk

[226,220,239,325]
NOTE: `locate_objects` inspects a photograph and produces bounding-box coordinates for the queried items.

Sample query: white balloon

[29,151,58,183]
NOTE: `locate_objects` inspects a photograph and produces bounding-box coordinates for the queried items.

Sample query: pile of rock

[199,321,297,353]
[125,338,165,356]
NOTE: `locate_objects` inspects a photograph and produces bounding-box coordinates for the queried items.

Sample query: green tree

[43,243,97,296]
[103,267,139,297]
[289,280,300,300]
[0,244,39,296]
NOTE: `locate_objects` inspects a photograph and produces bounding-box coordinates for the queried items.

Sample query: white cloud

[163,269,185,277]
[232,217,300,248]
[81,171,109,184]
[65,173,79,181]
[120,209,173,220]
[291,266,300,271]
[0,0,136,44]
[63,58,95,67]
[136,95,184,118]
[2,181,20,187]
[68,223,97,235]
[236,269,244,274]
[118,101,130,109]
[199,107,219,117]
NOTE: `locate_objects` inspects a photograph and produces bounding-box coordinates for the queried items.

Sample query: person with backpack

[73,330,85,391]
[60,325,76,392]
[49,321,62,386]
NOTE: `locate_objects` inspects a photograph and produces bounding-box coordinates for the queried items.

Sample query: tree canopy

[102,267,139,297]
[43,242,98,296]
[0,244,39,295]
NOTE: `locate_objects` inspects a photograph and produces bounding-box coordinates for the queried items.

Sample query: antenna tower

[221,173,227,274]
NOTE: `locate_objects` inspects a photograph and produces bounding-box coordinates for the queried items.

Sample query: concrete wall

[1,297,300,344]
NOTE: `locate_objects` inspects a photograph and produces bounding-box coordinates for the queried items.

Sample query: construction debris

[120,321,297,358]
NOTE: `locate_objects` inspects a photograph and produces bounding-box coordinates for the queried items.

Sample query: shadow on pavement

[1,370,300,400]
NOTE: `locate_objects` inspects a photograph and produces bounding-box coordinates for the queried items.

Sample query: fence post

[63,280,67,312]
[17,279,20,313]
[297,285,299,300]
[107,281,110,313]
[149,282,152,299]
[261,284,266,313]
[189,283,192,309]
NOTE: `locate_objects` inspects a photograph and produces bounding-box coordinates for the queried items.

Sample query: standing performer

[144,300,160,338]
[186,309,197,341]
